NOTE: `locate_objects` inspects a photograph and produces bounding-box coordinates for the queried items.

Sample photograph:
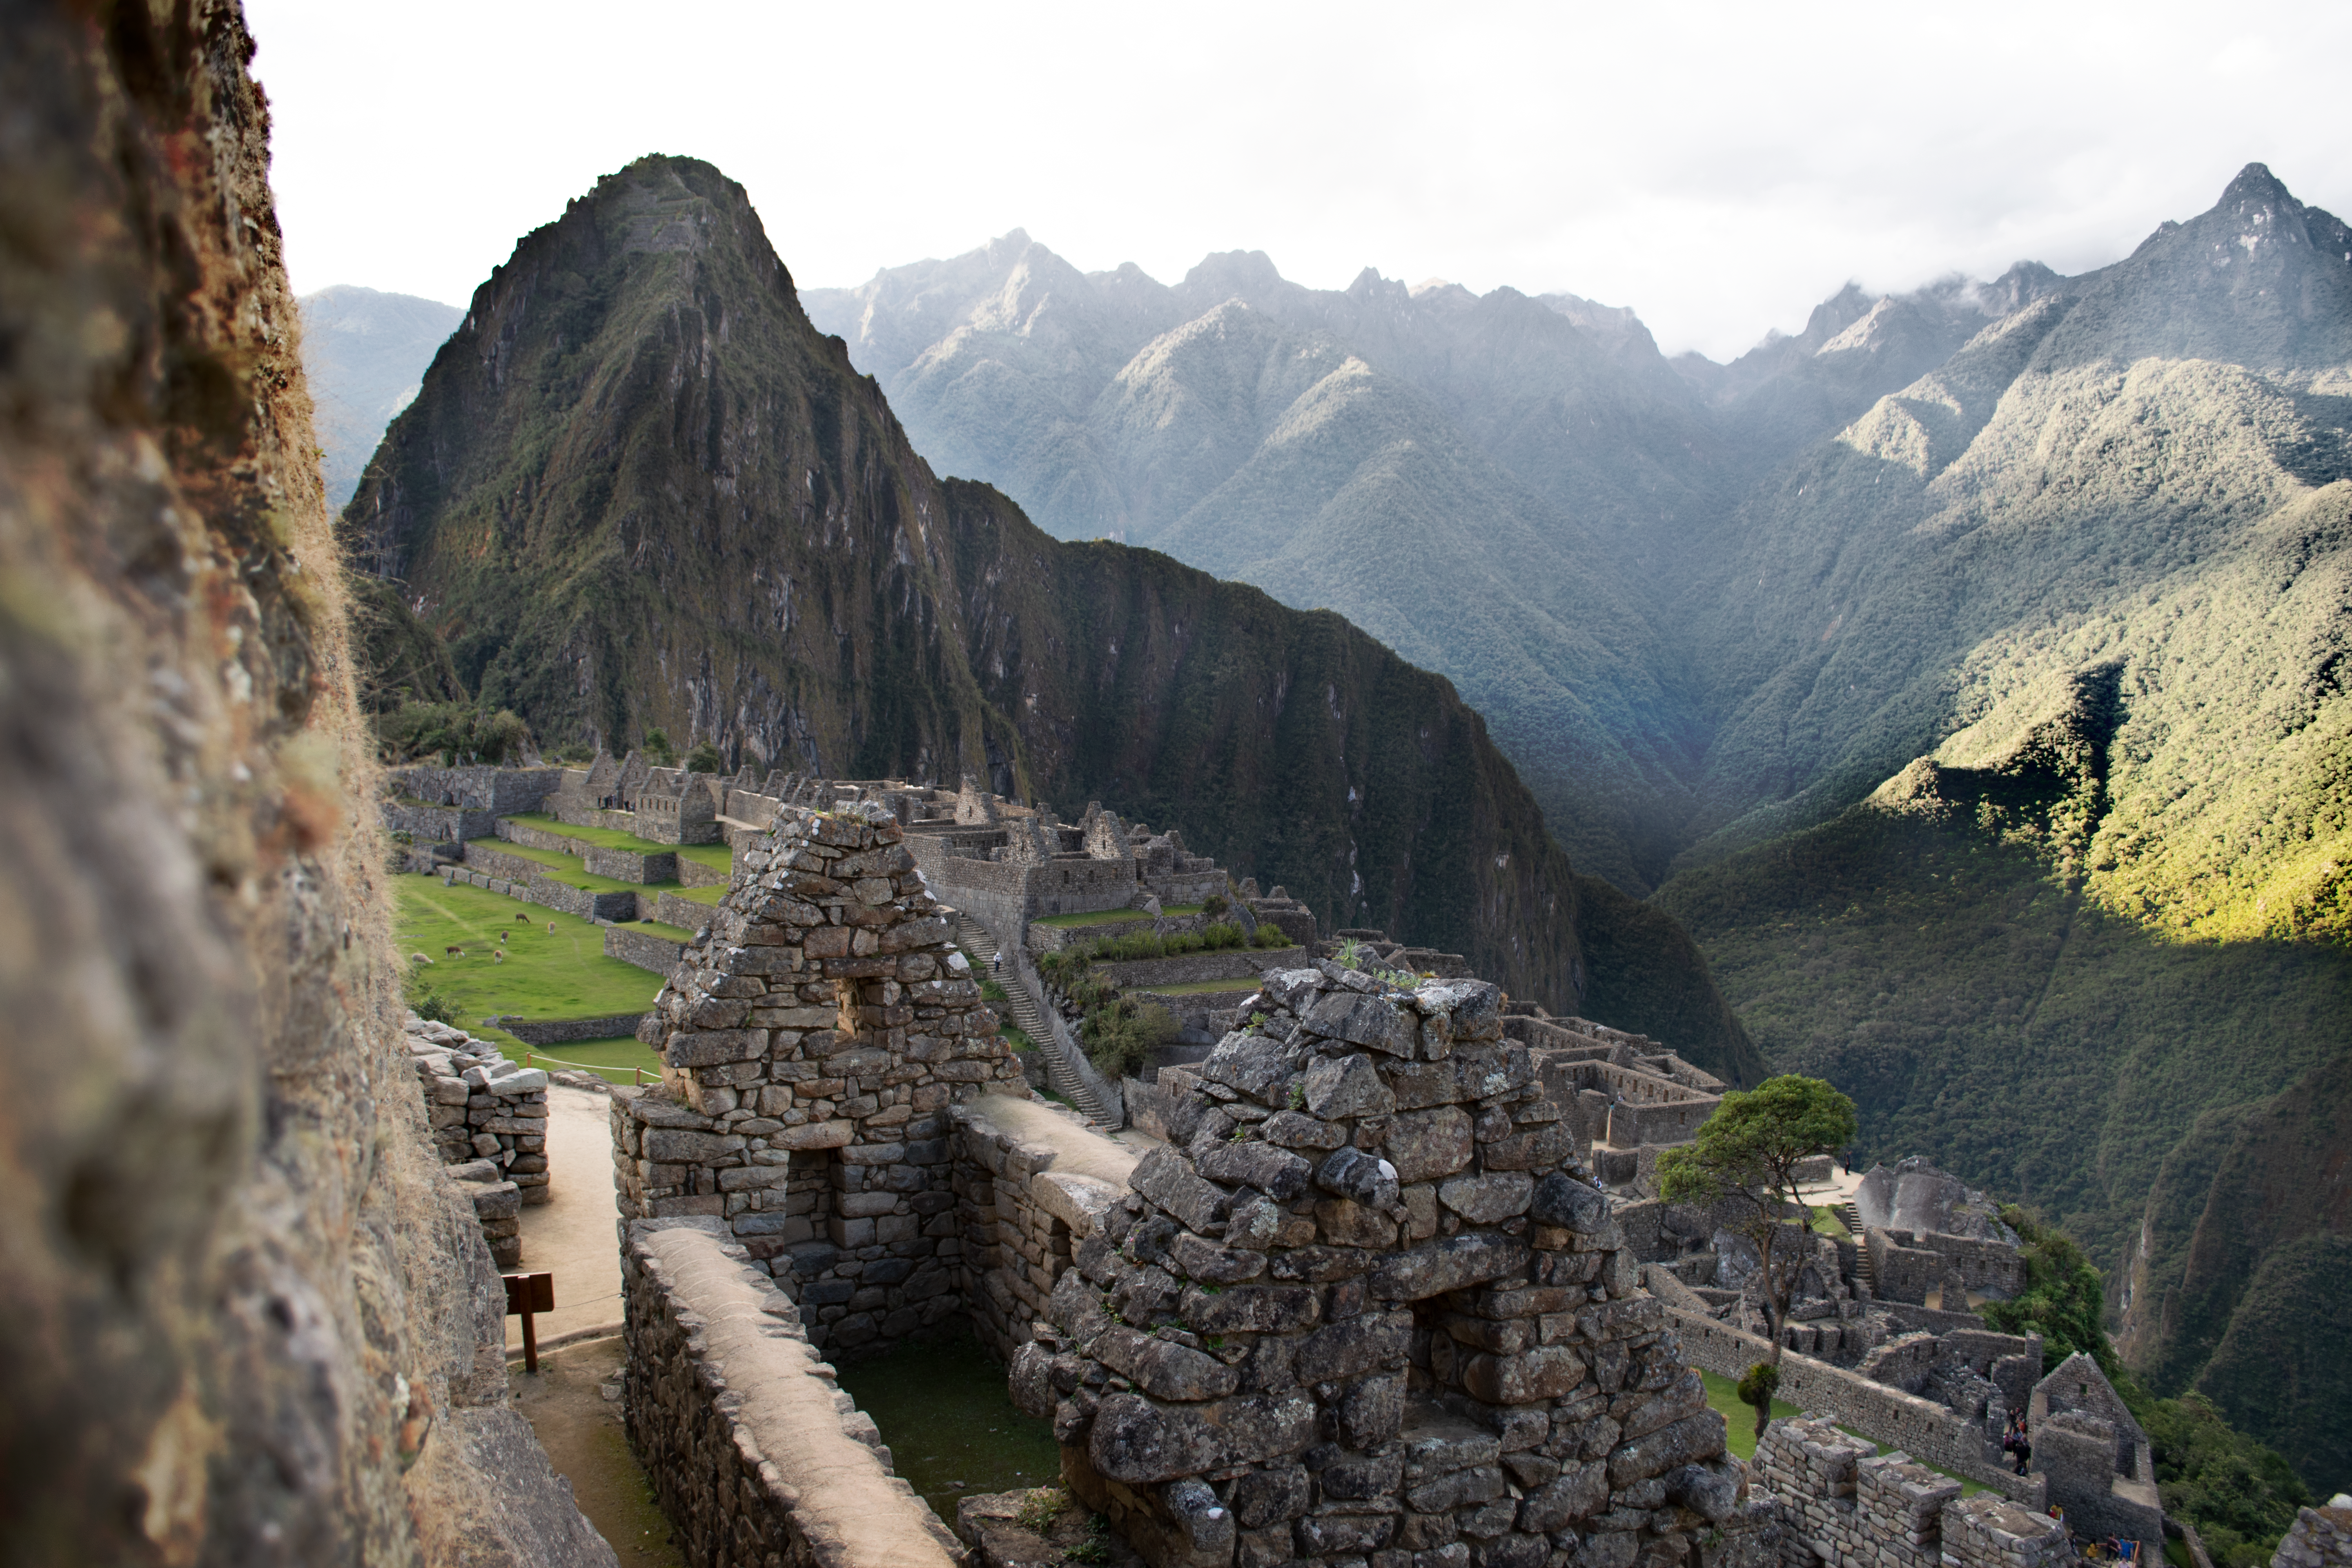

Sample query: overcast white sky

[248,0,2351,361]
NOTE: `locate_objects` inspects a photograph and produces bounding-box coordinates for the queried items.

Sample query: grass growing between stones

[519,1036,663,1084]
[394,879,663,1032]
[833,1332,1060,1527]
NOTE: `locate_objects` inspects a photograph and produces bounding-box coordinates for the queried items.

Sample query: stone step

[955,915,1112,1124]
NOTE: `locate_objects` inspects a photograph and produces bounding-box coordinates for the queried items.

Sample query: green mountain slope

[297,285,462,509]
[336,154,1763,1082]
[1653,167,2352,1483]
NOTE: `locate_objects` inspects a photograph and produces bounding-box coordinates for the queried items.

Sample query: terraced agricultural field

[395,879,662,1041]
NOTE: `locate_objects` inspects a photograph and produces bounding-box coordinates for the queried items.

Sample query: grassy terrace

[395,879,662,1044]
[1034,903,1205,929]
[1135,977,1265,995]
[678,841,732,874]
[501,812,734,878]
[478,838,649,893]
[627,919,698,944]
[1697,1372,1987,1492]
[503,811,678,857]
[668,882,727,906]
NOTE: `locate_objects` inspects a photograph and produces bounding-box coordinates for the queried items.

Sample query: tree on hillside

[377,702,532,766]
[1981,1204,2113,1374]
[641,727,677,766]
[1659,1074,1857,1439]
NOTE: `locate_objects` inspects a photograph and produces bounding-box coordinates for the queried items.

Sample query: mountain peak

[2220,161,2291,209]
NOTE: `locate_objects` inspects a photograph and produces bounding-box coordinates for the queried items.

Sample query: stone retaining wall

[442,860,646,922]
[1666,1307,2037,1499]
[606,924,686,975]
[950,1096,1140,1363]
[621,1218,961,1568]
[679,856,730,888]
[656,890,719,930]
[1753,1417,2065,1568]
[1091,949,1278,989]
[384,801,500,842]
[1026,911,1213,953]
[494,1013,651,1045]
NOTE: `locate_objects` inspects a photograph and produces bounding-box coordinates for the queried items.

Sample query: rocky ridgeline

[1008,960,1740,1568]
[405,1015,554,1268]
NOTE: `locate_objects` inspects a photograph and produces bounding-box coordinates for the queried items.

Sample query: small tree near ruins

[1659,1073,1857,1439]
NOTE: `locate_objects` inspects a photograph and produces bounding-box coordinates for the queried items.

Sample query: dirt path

[508,1338,682,1568]
[513,1084,624,1348]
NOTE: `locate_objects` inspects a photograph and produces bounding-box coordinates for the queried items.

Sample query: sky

[249,0,2352,362]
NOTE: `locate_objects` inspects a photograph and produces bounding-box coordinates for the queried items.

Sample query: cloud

[246,0,2352,361]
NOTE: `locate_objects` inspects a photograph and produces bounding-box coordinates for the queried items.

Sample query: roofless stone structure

[621,800,1024,1352]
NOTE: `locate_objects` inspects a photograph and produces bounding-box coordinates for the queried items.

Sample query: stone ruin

[597,791,2191,1568]
[619,799,1025,1352]
[1003,961,1744,1568]
[404,1014,555,1268]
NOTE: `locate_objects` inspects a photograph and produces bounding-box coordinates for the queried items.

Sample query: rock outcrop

[0,4,608,1562]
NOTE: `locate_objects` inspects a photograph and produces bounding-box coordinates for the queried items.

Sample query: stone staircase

[955,914,1113,1125]
[1838,1200,1875,1291]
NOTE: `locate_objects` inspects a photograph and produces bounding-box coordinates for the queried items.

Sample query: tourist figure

[2013,1420,2032,1475]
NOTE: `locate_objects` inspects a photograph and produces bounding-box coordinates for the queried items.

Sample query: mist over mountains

[803,165,2352,1486]
[332,156,2350,1488]
[298,285,462,509]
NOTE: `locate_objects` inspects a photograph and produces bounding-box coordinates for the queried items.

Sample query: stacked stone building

[617,799,1026,1352]
[1004,960,1744,1568]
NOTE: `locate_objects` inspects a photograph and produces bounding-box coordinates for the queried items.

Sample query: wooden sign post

[504,1271,555,1372]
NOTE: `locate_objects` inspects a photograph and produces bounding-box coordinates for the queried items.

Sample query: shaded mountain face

[297,285,462,509]
[805,241,1733,892]
[807,165,2352,1485]
[335,156,1761,1078]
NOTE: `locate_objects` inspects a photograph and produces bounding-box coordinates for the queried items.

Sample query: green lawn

[1699,1370,1988,1492]
[1034,903,1205,929]
[394,880,662,1040]
[502,812,681,857]
[669,883,728,906]
[1136,977,1265,995]
[512,1034,663,1085]
[1700,1370,1801,1460]
[476,838,650,893]
[628,920,697,944]
[677,842,733,874]
[1810,1206,1853,1239]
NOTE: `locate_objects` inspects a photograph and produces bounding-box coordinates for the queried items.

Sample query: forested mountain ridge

[808,165,2352,1489]
[335,155,1763,1080]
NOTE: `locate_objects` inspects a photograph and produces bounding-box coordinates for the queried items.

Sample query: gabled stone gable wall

[620,802,1025,1355]
[1007,962,1744,1568]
